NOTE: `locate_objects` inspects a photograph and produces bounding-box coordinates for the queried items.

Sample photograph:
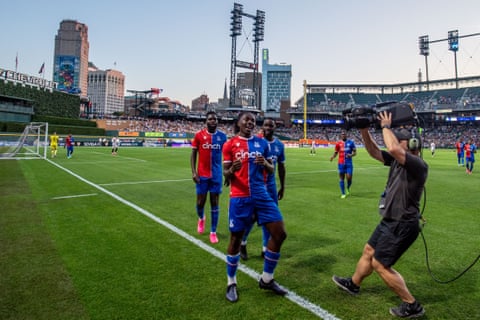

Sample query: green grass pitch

[0,146,478,319]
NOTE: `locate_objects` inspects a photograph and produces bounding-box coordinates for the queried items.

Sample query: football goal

[0,122,49,159]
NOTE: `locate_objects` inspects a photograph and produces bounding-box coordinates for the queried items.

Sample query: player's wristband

[381,125,391,129]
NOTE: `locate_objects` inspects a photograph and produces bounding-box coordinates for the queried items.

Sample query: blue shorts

[196,177,222,195]
[338,163,353,175]
[228,194,283,233]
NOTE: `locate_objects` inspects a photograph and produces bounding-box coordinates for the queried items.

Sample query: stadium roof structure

[305,75,480,95]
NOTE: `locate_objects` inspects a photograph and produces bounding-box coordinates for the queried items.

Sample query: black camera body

[342,101,417,130]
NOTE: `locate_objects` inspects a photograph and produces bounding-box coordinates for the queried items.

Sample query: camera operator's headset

[393,127,421,151]
[408,129,421,151]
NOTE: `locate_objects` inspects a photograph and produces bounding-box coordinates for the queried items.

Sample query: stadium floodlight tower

[418,35,430,91]
[448,30,459,89]
[229,3,243,107]
[228,3,265,109]
[252,9,265,108]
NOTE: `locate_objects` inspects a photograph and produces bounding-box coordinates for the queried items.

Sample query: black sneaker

[389,301,425,318]
[226,284,238,302]
[259,278,287,296]
[332,275,360,295]
[240,244,248,260]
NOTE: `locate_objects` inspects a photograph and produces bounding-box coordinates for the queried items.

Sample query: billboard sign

[54,55,79,93]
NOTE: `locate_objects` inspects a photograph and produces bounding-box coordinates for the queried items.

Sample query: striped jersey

[334,139,356,165]
[191,128,227,179]
[264,138,285,194]
[223,135,272,198]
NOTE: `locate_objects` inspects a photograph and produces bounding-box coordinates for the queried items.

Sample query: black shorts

[368,219,420,267]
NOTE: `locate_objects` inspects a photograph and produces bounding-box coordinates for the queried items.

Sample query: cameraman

[332,111,428,318]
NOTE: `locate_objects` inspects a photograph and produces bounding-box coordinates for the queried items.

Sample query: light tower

[418,35,430,91]
[253,9,265,108]
[419,30,480,91]
[448,30,459,89]
[229,3,265,108]
[229,3,243,107]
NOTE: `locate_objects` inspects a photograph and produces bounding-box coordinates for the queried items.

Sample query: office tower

[261,49,291,112]
[53,19,89,96]
[88,68,125,117]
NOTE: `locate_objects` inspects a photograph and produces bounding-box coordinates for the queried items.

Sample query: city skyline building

[261,48,291,112]
[87,67,125,117]
[53,19,89,97]
[235,71,262,108]
[191,94,209,111]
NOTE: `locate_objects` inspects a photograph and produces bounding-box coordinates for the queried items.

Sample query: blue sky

[2,0,480,106]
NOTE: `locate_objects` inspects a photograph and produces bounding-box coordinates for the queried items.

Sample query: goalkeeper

[49,131,59,158]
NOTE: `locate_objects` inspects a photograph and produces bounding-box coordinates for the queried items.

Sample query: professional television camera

[342,101,418,130]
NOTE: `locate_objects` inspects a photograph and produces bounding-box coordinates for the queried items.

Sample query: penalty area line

[52,193,98,200]
[45,158,340,320]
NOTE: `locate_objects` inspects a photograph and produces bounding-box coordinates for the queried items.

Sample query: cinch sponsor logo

[234,150,262,160]
[202,143,222,149]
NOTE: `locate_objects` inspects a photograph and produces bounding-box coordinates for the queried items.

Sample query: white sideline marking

[52,193,98,200]
[99,178,190,186]
[46,158,340,320]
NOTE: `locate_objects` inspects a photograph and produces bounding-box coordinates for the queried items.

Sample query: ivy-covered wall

[0,80,80,118]
[0,80,105,135]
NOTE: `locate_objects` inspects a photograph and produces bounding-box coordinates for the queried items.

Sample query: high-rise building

[261,49,291,112]
[191,94,209,111]
[235,72,262,108]
[87,68,125,117]
[53,20,89,97]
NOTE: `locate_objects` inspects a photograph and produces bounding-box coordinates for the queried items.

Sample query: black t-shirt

[379,150,428,222]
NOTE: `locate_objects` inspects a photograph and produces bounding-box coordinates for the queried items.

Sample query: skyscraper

[87,68,125,117]
[261,48,291,112]
[53,20,89,97]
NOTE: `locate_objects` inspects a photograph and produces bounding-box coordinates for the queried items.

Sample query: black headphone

[408,128,421,151]
[394,128,422,151]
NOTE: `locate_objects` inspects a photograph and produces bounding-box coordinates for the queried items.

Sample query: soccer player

[310,140,316,155]
[65,133,74,159]
[465,139,477,174]
[455,139,465,166]
[330,130,357,198]
[49,131,59,158]
[332,111,428,318]
[430,141,435,157]
[223,111,287,303]
[240,117,286,260]
[111,137,119,155]
[190,111,227,244]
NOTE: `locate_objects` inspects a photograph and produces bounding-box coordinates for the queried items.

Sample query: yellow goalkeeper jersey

[50,134,59,146]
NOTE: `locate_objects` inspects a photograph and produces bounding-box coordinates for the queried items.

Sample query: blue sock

[340,180,345,194]
[263,250,280,274]
[226,254,240,278]
[262,225,270,248]
[211,206,219,233]
[347,180,352,190]
[196,205,204,220]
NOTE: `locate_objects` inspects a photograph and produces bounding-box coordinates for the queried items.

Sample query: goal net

[0,122,49,159]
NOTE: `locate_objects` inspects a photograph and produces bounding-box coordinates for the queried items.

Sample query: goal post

[0,122,49,159]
